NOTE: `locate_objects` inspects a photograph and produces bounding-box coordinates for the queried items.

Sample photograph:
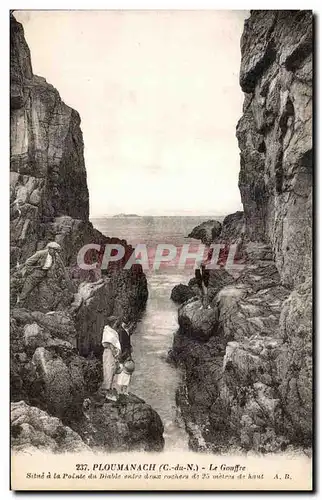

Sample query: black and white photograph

[9,8,313,491]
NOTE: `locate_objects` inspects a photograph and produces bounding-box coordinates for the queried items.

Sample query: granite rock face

[11,401,90,454]
[10,15,160,454]
[10,14,105,271]
[237,10,312,288]
[10,15,89,266]
[172,255,310,453]
[10,13,148,338]
[219,211,245,243]
[74,268,148,356]
[178,299,219,341]
[172,11,312,454]
[277,278,312,442]
[236,9,313,445]
[10,16,139,270]
[11,308,97,422]
[11,259,76,312]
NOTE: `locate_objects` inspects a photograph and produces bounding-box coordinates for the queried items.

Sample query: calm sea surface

[91,215,224,450]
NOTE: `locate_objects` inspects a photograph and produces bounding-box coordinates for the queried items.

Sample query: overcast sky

[15,10,248,216]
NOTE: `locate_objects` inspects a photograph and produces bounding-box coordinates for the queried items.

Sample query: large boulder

[11,308,77,344]
[74,392,164,452]
[11,401,89,454]
[178,299,218,341]
[31,347,85,420]
[10,308,100,422]
[187,212,245,247]
[23,322,75,351]
[170,284,196,304]
[187,219,222,245]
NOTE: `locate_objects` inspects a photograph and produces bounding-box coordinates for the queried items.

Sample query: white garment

[102,324,121,353]
[42,252,53,270]
[101,346,117,390]
[112,370,131,394]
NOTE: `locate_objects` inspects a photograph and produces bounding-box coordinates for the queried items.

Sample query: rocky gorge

[170,10,312,454]
[10,14,164,454]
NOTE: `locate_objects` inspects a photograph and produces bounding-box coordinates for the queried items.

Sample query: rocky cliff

[171,10,312,454]
[10,14,163,453]
[237,10,312,289]
[11,15,89,265]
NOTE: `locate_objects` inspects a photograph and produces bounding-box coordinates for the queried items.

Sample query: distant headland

[112,213,140,218]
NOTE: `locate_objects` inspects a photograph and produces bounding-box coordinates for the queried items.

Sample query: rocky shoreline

[170,10,312,454]
[10,14,163,454]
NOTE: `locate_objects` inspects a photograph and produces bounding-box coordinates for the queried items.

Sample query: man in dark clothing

[119,322,132,363]
[112,319,134,363]
[195,247,213,309]
[113,319,135,395]
[195,262,210,309]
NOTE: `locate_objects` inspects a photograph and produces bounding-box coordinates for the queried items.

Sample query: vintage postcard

[10,9,313,491]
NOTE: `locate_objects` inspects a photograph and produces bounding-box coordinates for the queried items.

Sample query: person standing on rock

[17,242,62,307]
[112,320,135,395]
[195,248,212,309]
[101,322,121,401]
[101,318,135,401]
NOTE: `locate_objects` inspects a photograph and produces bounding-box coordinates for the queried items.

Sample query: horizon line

[89,213,233,218]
